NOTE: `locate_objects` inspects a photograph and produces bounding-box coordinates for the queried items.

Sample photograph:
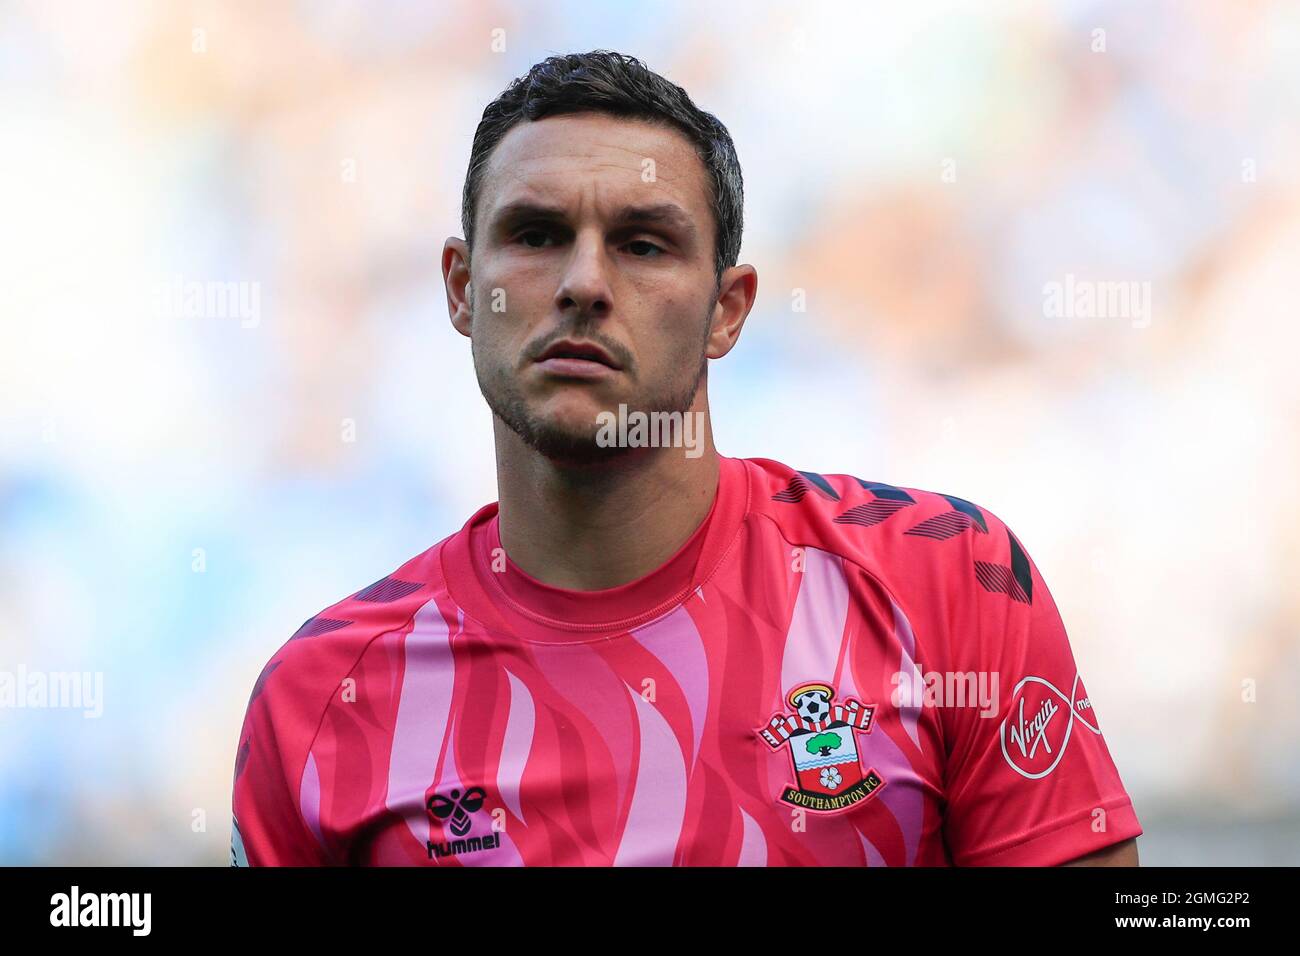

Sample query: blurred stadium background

[2,0,1298,865]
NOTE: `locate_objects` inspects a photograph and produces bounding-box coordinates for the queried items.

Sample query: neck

[492,398,720,591]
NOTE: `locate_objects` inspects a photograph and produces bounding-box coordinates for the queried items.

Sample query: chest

[350,570,949,865]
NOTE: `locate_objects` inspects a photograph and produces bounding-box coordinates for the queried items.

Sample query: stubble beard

[470,295,712,467]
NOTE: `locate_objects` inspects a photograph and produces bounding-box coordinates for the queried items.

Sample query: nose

[554,229,612,319]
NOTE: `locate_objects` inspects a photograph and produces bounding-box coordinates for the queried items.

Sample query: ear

[705,264,758,360]
[443,237,473,338]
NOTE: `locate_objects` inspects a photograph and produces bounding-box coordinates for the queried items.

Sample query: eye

[625,239,664,258]
[516,228,556,249]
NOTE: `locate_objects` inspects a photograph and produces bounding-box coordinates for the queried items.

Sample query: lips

[535,338,622,370]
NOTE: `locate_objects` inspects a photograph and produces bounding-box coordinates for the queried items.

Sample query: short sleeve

[937,503,1142,866]
[230,651,331,866]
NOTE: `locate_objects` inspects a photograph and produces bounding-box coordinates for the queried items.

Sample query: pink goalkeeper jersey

[230,455,1141,866]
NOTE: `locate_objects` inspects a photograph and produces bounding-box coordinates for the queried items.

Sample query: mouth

[533,338,623,379]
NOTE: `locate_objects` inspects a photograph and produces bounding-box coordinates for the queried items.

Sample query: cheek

[651,301,709,366]
[472,288,530,365]
[484,259,555,318]
[469,324,517,391]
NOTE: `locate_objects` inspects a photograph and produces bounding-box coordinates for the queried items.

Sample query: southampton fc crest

[755,681,885,814]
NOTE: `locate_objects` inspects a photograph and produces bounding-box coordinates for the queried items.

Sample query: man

[231,50,1140,866]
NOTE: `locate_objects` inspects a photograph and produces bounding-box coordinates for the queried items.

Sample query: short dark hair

[461,50,744,285]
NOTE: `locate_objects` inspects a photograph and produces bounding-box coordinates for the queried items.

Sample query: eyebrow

[489,200,697,242]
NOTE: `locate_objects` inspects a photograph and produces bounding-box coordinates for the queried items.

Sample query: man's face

[461,112,719,465]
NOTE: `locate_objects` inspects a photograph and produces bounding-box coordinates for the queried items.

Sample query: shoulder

[738,456,1054,684]
[239,539,454,740]
[740,455,1035,605]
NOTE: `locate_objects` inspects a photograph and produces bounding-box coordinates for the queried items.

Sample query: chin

[532,431,633,467]
[533,393,615,431]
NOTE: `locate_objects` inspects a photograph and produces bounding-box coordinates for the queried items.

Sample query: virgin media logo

[999,673,1101,779]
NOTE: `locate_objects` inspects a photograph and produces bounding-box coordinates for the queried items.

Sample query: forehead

[479,113,712,227]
